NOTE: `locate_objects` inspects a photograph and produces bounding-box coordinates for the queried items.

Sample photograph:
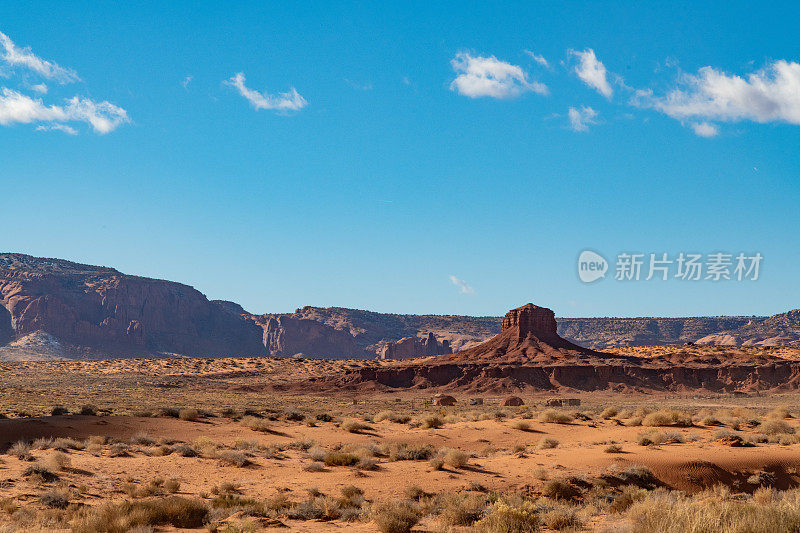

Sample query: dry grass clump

[374,410,412,424]
[642,410,692,427]
[39,489,70,509]
[50,406,69,416]
[341,418,371,433]
[240,415,272,433]
[383,442,436,461]
[636,429,684,446]
[178,408,199,421]
[23,464,59,482]
[760,419,794,435]
[627,488,800,533]
[72,496,209,532]
[539,503,582,530]
[512,420,532,431]
[542,479,581,501]
[474,499,539,532]
[438,493,486,527]
[767,407,791,419]
[601,407,619,419]
[217,450,251,468]
[45,451,71,471]
[442,449,469,469]
[536,438,559,450]
[323,450,360,467]
[8,440,33,460]
[604,444,623,454]
[303,461,327,472]
[419,414,444,429]
[538,409,573,424]
[372,501,420,533]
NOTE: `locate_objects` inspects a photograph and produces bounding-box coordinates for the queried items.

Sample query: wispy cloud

[450,51,548,99]
[449,275,475,295]
[0,88,129,134]
[634,60,800,135]
[225,72,307,112]
[690,121,718,137]
[0,31,79,83]
[568,106,598,132]
[570,48,613,98]
[524,50,549,68]
[181,75,193,89]
[344,78,372,91]
[36,123,77,135]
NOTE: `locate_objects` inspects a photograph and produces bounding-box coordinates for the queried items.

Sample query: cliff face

[379,332,452,359]
[250,314,370,358]
[0,254,265,357]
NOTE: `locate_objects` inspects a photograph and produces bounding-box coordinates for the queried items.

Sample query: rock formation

[437,303,602,364]
[379,332,452,359]
[0,254,265,357]
[251,314,370,358]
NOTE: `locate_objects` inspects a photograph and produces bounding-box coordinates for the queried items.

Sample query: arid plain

[3,349,800,532]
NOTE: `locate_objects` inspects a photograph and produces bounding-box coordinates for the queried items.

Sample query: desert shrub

[73,496,209,532]
[374,410,411,424]
[172,444,198,457]
[626,416,644,426]
[439,493,486,526]
[420,414,444,429]
[761,419,794,435]
[642,410,692,427]
[357,456,379,470]
[324,451,359,467]
[767,407,791,419]
[303,461,326,472]
[51,406,69,416]
[542,479,580,501]
[512,420,532,431]
[609,485,648,513]
[284,409,305,421]
[627,488,800,533]
[79,404,97,416]
[373,501,420,533]
[601,407,619,419]
[39,489,70,509]
[404,485,432,501]
[164,478,180,493]
[538,409,573,424]
[130,433,155,446]
[241,416,272,433]
[475,499,539,532]
[46,451,71,471]
[178,408,199,421]
[341,418,371,433]
[315,413,333,422]
[217,450,251,468]
[384,442,436,461]
[443,449,469,469]
[23,464,59,482]
[536,438,559,450]
[108,443,130,457]
[429,456,445,470]
[159,407,180,418]
[700,416,722,426]
[8,440,32,459]
[540,505,581,530]
[604,444,623,454]
[53,437,84,452]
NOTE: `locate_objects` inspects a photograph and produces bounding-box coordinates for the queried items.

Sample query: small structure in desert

[545,398,581,407]
[502,396,524,406]
[433,394,456,406]
[469,398,484,406]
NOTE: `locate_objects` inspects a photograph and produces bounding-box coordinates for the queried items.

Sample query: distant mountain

[0,253,796,360]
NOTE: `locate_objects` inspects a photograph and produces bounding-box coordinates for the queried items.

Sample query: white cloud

[568,106,598,131]
[0,88,128,134]
[450,52,547,99]
[31,83,47,94]
[691,122,718,137]
[639,60,800,126]
[36,123,77,135]
[449,275,475,295]
[225,72,307,112]
[570,49,613,98]
[525,50,549,68]
[182,75,193,89]
[0,31,79,83]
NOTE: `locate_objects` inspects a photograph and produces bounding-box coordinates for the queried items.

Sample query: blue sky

[1,1,799,318]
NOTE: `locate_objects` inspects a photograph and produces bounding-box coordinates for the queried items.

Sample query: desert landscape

[3,288,800,531]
